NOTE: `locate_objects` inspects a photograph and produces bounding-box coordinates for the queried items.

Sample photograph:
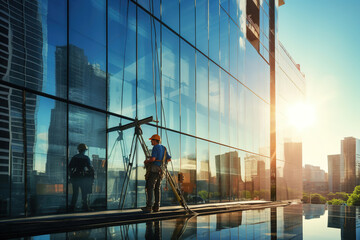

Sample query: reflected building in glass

[328,154,341,193]
[0,0,305,219]
[341,137,360,193]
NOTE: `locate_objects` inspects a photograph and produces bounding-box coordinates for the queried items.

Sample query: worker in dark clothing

[69,143,94,212]
[141,134,171,213]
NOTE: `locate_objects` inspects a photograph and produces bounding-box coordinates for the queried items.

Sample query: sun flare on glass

[287,102,316,131]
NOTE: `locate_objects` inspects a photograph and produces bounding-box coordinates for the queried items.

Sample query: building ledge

[0,201,290,239]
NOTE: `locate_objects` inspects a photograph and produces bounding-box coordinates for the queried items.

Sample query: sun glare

[287,102,316,131]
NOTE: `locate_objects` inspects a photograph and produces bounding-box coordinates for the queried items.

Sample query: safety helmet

[77,143,88,151]
[149,134,161,142]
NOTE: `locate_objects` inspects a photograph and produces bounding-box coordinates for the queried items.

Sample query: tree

[327,192,336,200]
[335,192,349,201]
[347,186,360,206]
[327,199,345,205]
[302,193,309,203]
[310,193,326,204]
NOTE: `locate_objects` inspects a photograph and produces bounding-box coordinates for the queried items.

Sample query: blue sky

[279,0,360,171]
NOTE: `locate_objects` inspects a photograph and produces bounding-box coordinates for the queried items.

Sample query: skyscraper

[328,154,341,193]
[341,137,360,193]
[0,0,43,216]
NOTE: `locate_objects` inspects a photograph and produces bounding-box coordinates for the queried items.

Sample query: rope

[149,0,159,134]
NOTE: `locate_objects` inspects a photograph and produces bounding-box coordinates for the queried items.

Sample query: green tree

[310,193,326,204]
[335,192,349,201]
[302,193,309,203]
[327,192,336,200]
[327,199,345,205]
[347,186,360,206]
[198,190,208,201]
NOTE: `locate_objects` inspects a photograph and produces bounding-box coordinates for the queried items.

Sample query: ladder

[107,116,194,214]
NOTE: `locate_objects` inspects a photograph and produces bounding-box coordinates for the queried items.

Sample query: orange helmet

[149,134,161,142]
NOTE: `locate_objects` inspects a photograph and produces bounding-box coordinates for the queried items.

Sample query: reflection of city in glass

[0,0,305,219]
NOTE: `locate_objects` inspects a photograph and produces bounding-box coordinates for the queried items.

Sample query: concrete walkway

[0,200,290,239]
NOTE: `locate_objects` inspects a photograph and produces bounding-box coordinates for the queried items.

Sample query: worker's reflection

[145,216,196,240]
[145,220,161,240]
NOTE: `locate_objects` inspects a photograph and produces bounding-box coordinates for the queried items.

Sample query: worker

[69,143,94,212]
[141,134,171,213]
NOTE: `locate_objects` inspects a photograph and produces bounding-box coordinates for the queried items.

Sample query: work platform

[0,201,290,239]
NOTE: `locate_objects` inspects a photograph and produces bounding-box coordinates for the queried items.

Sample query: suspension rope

[149,0,159,134]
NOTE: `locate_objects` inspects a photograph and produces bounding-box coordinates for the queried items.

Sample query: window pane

[137,9,161,123]
[68,105,106,211]
[0,1,66,95]
[220,147,230,202]
[108,0,136,117]
[209,0,220,64]
[229,77,237,147]
[238,83,246,149]
[137,0,161,19]
[209,142,220,203]
[41,0,67,98]
[209,62,219,141]
[69,0,106,109]
[180,40,195,135]
[196,139,209,203]
[162,0,179,33]
[162,27,180,131]
[220,8,229,71]
[0,86,25,217]
[196,52,209,139]
[196,0,208,55]
[180,135,196,199]
[230,21,238,77]
[229,150,244,201]
[107,117,136,209]
[220,70,229,146]
[27,95,67,215]
[180,0,195,45]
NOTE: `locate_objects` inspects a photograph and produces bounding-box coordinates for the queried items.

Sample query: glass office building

[0,0,304,218]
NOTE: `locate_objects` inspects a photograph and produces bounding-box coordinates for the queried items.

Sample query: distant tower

[328,154,340,193]
[341,137,360,193]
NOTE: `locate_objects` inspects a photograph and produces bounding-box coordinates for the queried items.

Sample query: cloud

[37,132,48,141]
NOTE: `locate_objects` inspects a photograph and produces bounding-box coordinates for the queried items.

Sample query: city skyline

[279,0,360,172]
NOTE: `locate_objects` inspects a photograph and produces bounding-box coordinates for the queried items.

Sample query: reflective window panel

[162,26,180,131]
[137,8,162,123]
[69,0,106,109]
[180,0,195,45]
[195,52,209,139]
[196,0,209,56]
[108,0,136,118]
[107,116,136,210]
[0,86,25,217]
[180,40,195,135]
[68,105,106,211]
[26,94,67,216]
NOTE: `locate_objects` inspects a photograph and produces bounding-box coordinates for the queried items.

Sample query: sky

[278,0,360,172]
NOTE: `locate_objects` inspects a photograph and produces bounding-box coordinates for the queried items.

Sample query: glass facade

[0,0,303,219]
[275,41,306,200]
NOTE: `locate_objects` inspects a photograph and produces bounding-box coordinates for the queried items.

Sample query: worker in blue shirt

[141,134,171,213]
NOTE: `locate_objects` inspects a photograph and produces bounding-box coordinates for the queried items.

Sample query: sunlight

[287,102,316,131]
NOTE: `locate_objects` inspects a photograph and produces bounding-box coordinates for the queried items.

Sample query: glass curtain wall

[0,0,274,218]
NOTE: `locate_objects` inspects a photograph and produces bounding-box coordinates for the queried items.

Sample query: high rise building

[341,137,360,193]
[303,164,327,194]
[0,0,43,216]
[0,0,305,219]
[328,154,341,193]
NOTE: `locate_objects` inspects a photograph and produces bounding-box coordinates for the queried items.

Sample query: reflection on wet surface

[9,204,360,239]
